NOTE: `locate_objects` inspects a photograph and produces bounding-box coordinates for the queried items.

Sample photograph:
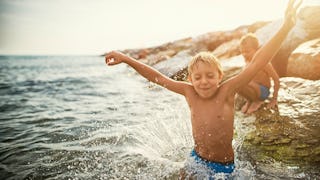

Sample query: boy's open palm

[284,0,302,28]
[105,51,126,66]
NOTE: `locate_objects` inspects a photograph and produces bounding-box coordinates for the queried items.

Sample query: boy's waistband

[190,149,235,174]
[191,149,234,165]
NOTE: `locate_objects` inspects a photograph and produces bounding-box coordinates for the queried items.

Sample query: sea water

[0,56,317,179]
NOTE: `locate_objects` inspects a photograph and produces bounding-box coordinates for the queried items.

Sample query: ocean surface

[0,56,317,179]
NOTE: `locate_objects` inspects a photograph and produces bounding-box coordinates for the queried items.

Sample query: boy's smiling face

[189,61,222,99]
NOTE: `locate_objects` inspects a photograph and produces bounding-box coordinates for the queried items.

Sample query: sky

[0,0,318,55]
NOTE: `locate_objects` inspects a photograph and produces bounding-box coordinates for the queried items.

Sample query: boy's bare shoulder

[173,80,194,93]
[183,82,195,92]
[220,76,236,89]
[218,80,235,96]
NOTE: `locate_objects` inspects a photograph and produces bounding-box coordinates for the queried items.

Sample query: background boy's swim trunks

[259,84,270,100]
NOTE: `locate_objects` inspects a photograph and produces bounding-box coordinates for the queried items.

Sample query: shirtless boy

[105,0,301,177]
[238,33,280,114]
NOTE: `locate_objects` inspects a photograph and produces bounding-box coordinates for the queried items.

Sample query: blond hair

[188,52,223,76]
[239,33,259,49]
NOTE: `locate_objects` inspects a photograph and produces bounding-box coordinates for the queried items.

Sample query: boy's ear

[219,74,224,82]
[188,75,192,83]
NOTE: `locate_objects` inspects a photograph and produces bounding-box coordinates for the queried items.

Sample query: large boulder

[298,6,320,40]
[212,39,241,60]
[287,38,320,80]
[239,77,320,167]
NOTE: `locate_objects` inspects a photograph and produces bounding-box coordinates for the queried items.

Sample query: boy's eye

[194,76,201,80]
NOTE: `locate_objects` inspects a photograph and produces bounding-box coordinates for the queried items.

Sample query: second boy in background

[237,33,280,114]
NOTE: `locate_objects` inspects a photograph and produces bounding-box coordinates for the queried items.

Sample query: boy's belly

[194,140,234,163]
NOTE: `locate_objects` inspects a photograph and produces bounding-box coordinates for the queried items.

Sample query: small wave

[0,83,11,90]
[80,133,138,147]
[0,104,21,112]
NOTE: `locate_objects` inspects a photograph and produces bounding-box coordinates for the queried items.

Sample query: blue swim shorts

[191,149,235,174]
[259,84,270,100]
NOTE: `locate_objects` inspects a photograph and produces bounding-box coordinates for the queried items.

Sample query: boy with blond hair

[105,0,301,177]
[238,33,280,114]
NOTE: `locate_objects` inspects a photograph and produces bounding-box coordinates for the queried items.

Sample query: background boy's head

[239,33,259,62]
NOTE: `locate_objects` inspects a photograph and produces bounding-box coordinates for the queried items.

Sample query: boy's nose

[200,78,208,84]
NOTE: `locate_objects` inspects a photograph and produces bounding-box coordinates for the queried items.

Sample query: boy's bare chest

[188,96,234,124]
[191,98,225,117]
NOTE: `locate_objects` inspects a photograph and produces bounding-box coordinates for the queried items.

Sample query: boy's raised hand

[284,0,302,28]
[105,51,128,66]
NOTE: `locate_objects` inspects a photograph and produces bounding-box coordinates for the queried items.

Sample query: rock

[298,6,320,40]
[193,31,241,52]
[220,55,245,81]
[121,37,194,65]
[137,49,149,59]
[212,39,241,60]
[287,38,320,80]
[153,51,192,78]
[241,77,320,166]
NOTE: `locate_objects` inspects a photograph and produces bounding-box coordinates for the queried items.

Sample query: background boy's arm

[223,0,301,95]
[105,51,190,96]
[266,64,280,109]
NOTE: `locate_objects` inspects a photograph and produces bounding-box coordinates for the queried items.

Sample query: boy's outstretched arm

[225,0,302,94]
[105,51,190,95]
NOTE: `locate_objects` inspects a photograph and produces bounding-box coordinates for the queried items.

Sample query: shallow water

[0,56,318,179]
